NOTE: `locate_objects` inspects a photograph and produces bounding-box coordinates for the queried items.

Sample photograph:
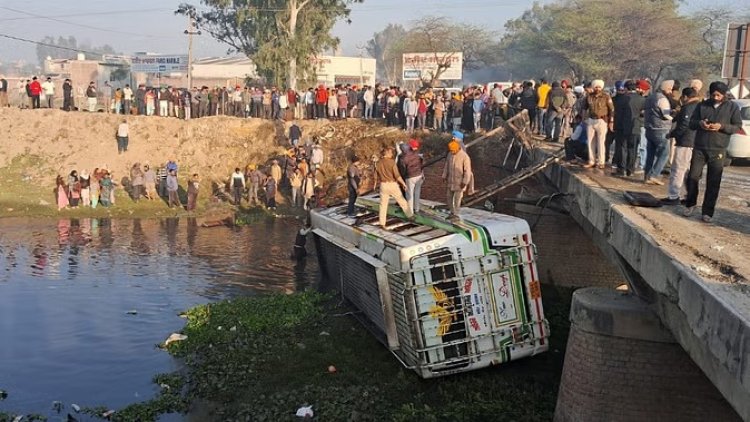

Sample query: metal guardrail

[462,147,565,207]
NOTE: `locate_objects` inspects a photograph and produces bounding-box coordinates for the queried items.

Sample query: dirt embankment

[0,108,446,215]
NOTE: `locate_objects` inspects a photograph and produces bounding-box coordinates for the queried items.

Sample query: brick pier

[555,288,740,421]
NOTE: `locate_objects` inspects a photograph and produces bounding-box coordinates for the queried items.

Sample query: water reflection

[0,217,318,416]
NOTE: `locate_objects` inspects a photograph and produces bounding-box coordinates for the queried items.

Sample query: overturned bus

[311,194,549,378]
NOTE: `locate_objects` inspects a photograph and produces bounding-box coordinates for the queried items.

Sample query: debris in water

[71,403,81,412]
[102,409,115,419]
[126,310,138,315]
[0,389,7,400]
[295,405,314,418]
[52,400,64,413]
[12,416,23,422]
[164,333,188,347]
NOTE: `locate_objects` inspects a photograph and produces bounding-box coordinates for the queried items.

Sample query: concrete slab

[535,144,750,420]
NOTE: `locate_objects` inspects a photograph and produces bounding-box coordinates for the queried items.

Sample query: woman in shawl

[90,168,101,208]
[67,170,78,201]
[56,175,69,210]
[79,170,91,207]
[69,175,81,208]
[327,88,338,120]
[99,172,113,207]
[264,172,277,209]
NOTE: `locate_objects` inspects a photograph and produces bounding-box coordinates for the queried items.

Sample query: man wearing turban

[442,140,474,219]
[684,81,742,223]
[582,79,614,168]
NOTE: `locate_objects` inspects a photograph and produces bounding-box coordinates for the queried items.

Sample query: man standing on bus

[443,140,474,220]
[375,147,413,230]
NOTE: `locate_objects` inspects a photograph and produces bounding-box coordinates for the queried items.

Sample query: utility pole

[184,8,201,89]
[356,44,365,87]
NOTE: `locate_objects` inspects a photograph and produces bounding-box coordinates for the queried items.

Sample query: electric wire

[0,6,177,39]
[0,8,172,22]
[0,32,105,56]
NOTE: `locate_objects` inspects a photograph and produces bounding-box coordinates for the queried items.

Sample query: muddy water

[0,217,317,417]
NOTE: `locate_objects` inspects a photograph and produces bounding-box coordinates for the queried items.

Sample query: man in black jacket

[0,75,8,108]
[135,85,146,116]
[612,80,646,176]
[62,79,73,111]
[662,87,700,205]
[684,81,742,222]
[400,139,425,213]
[346,155,361,217]
[545,81,567,142]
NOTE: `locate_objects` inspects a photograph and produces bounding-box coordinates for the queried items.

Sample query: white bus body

[311,194,549,378]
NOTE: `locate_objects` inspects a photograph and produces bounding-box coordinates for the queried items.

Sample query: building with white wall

[310,55,376,87]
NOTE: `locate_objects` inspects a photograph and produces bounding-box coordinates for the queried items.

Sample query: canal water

[0,217,317,418]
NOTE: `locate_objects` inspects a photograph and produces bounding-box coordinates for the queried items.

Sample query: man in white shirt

[117,119,129,154]
[304,88,314,119]
[363,86,374,119]
[122,84,133,115]
[41,77,55,108]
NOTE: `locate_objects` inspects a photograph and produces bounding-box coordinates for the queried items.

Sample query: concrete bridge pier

[554,287,740,422]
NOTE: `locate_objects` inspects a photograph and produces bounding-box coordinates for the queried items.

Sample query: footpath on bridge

[533,142,750,420]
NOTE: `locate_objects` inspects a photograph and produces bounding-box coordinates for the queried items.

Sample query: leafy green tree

[501,0,711,83]
[403,16,498,87]
[177,0,362,89]
[366,23,407,84]
[366,17,498,87]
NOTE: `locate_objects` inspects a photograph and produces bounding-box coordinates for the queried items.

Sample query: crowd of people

[527,77,742,223]
[5,69,737,223]
[1,74,512,136]
[228,132,326,211]
[54,160,201,211]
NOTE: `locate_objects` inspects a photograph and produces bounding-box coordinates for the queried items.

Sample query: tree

[689,7,750,79]
[500,0,710,83]
[365,16,498,87]
[177,0,362,89]
[35,35,117,66]
[366,24,407,83]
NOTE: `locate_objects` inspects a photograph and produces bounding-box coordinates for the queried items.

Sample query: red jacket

[316,86,328,104]
[30,80,42,96]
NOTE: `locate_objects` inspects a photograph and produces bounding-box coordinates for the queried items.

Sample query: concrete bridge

[414,117,748,419]
[533,144,750,421]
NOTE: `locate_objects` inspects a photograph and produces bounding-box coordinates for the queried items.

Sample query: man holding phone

[684,81,742,223]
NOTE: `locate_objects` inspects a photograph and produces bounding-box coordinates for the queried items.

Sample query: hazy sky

[0,0,743,68]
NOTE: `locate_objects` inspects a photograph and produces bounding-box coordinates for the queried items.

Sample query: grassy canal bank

[3,286,571,421]
[0,155,298,221]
